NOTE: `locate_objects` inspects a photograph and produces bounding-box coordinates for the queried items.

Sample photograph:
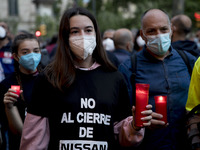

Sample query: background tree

[86,0,200,34]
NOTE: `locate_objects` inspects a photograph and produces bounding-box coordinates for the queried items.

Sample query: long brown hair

[44,7,116,91]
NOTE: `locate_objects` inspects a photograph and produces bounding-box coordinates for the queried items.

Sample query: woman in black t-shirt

[20,7,152,150]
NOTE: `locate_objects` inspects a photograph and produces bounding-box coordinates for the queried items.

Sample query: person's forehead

[70,15,94,28]
[103,32,114,38]
[19,39,38,47]
[142,10,169,29]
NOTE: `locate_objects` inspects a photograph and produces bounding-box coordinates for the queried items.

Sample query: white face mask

[0,26,6,39]
[136,36,145,47]
[69,35,96,60]
[102,38,115,51]
[144,32,171,56]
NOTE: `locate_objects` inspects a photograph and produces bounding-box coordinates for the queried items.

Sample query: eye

[86,29,92,33]
[21,51,27,55]
[161,28,169,33]
[33,48,40,53]
[70,30,79,35]
[146,29,155,35]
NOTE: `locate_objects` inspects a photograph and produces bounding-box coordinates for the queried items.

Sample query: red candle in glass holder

[135,83,150,127]
[154,96,167,124]
[11,85,20,96]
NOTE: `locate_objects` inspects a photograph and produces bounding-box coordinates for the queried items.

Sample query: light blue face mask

[19,53,41,71]
[145,32,171,56]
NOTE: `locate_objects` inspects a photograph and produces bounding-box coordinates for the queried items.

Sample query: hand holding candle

[154,96,167,124]
[11,85,20,96]
[135,83,150,127]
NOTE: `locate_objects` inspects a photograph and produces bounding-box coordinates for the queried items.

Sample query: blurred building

[0,0,73,35]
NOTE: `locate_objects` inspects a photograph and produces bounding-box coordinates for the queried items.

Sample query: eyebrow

[70,26,93,30]
[20,47,40,51]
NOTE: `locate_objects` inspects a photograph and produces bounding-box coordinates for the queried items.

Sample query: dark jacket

[118,46,197,150]
[172,40,200,58]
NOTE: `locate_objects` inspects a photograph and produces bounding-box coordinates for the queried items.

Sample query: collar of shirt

[142,45,173,61]
[75,61,101,71]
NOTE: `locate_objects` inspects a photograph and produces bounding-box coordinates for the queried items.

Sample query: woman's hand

[3,88,22,109]
[131,105,152,130]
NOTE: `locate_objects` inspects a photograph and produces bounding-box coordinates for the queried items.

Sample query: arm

[20,113,50,150]
[4,88,23,135]
[185,57,200,150]
[114,105,152,147]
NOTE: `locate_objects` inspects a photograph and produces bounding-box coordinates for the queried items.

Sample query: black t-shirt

[28,66,131,150]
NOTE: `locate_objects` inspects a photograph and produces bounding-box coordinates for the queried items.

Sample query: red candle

[135,83,150,127]
[154,96,167,124]
[11,85,20,96]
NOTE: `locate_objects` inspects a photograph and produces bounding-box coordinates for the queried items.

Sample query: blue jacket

[172,40,200,58]
[113,48,131,65]
[118,46,197,150]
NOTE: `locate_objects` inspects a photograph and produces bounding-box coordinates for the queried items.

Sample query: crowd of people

[0,6,200,150]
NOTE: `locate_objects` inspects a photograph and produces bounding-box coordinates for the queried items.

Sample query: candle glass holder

[11,85,20,96]
[135,83,150,127]
[154,95,167,124]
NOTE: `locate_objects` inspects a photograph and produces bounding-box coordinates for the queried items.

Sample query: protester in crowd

[0,22,14,82]
[0,33,42,150]
[113,28,133,64]
[185,56,200,150]
[102,29,115,52]
[186,56,200,111]
[17,30,50,69]
[171,14,200,58]
[119,8,197,150]
[20,7,153,150]
[133,30,145,52]
[102,29,120,67]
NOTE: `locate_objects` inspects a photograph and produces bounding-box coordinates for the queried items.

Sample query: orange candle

[154,96,167,124]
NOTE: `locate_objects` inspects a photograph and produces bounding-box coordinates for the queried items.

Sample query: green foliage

[86,0,200,32]
[131,0,173,29]
[87,0,135,32]
[185,0,200,30]
[53,0,62,20]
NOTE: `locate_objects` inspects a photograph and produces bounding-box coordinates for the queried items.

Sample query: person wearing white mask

[118,9,197,150]
[0,22,14,82]
[102,29,115,51]
[0,33,42,150]
[20,7,153,150]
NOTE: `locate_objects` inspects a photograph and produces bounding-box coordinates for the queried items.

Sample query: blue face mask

[19,53,41,71]
[145,32,171,56]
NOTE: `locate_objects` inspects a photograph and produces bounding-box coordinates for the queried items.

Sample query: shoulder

[35,72,49,85]
[194,57,200,71]
[180,50,197,65]
[0,73,16,87]
[172,48,197,61]
[118,56,132,71]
